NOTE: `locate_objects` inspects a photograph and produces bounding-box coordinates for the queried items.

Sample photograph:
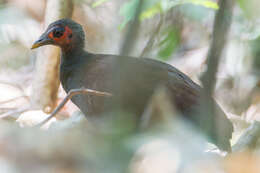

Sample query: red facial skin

[48,26,73,47]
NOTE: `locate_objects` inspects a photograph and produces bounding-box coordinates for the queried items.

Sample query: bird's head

[31,18,85,51]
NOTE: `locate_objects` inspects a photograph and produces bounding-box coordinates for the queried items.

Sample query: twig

[36,88,112,127]
[0,81,25,94]
[140,14,164,57]
[0,106,30,119]
[0,95,29,105]
[119,0,143,56]
[139,87,176,129]
[232,121,260,152]
[0,107,17,111]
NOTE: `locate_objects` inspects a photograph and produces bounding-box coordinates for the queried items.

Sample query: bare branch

[0,95,29,105]
[140,14,164,57]
[0,106,30,119]
[37,88,112,127]
[119,0,143,56]
[233,121,260,152]
[139,87,177,129]
[0,81,25,94]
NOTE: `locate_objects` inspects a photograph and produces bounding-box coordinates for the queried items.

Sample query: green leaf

[140,2,162,20]
[158,27,180,60]
[186,0,219,10]
[92,0,110,8]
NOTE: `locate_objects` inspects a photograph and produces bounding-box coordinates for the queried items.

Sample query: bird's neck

[61,46,86,64]
[59,47,89,90]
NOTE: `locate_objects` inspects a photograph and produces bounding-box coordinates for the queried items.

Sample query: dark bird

[31,19,233,151]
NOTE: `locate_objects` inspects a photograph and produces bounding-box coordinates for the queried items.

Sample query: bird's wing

[80,54,233,150]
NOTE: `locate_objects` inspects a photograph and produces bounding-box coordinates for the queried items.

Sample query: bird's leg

[36,88,112,127]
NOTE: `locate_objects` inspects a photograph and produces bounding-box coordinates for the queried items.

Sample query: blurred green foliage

[120,0,217,59]
[92,0,110,7]
[119,0,218,29]
[92,0,218,27]
[91,0,218,60]
[158,27,180,60]
[237,0,256,19]
[139,0,218,20]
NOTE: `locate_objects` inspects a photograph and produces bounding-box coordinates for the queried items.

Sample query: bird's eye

[53,27,65,38]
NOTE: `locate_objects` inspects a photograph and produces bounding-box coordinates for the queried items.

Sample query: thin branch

[139,87,177,129]
[0,81,25,94]
[0,108,17,111]
[0,106,30,119]
[0,95,29,105]
[140,14,164,57]
[36,88,112,127]
[232,121,260,152]
[119,0,143,56]
[0,108,18,115]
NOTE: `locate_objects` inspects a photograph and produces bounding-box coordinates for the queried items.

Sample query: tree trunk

[31,0,73,113]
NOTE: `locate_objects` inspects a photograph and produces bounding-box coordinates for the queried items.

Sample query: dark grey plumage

[33,18,233,151]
